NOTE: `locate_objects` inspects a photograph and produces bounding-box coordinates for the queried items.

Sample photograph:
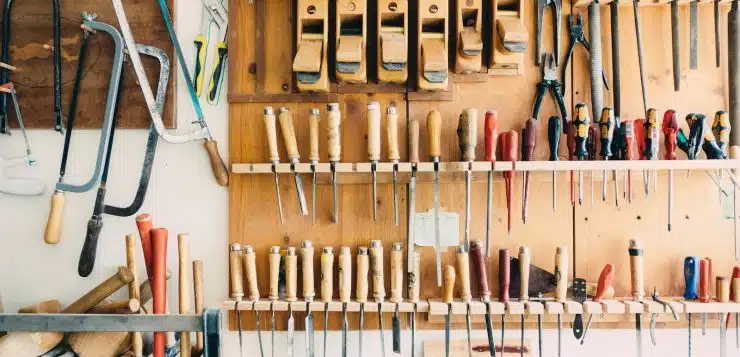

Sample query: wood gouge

[228,244,245,357]
[368,102,381,221]
[278,107,308,216]
[370,240,387,357]
[629,239,644,357]
[263,108,285,224]
[458,108,477,251]
[245,245,264,357]
[428,110,443,286]
[443,265,455,357]
[390,243,403,354]
[309,109,320,225]
[302,241,316,357]
[471,241,495,356]
[457,245,473,357]
[328,103,342,224]
[286,247,298,357]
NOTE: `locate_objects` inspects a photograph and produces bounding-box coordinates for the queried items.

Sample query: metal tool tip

[387,105,397,114]
[327,103,339,111]
[243,245,254,254]
[310,108,320,115]
[279,106,289,113]
[322,247,334,254]
[519,246,530,255]
[302,240,313,248]
[270,246,280,254]
[371,240,383,248]
[367,102,380,110]
[264,107,274,115]
[230,243,242,251]
[392,242,403,251]
[287,247,296,255]
[456,245,467,254]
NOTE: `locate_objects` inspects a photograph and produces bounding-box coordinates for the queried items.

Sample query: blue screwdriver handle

[684,256,699,299]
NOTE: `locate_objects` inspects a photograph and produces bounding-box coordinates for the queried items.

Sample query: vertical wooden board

[264,0,295,94]
[228,0,257,95]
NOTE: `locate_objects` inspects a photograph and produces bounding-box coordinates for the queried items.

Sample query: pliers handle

[532,80,568,127]
[562,18,609,94]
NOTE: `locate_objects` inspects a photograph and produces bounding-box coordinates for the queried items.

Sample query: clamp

[562,14,609,93]
[536,0,561,66]
[532,53,568,125]
[649,287,679,345]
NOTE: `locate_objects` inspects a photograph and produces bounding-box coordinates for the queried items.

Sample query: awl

[457,245,473,357]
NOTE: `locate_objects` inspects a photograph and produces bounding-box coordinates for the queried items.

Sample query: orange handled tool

[500,131,519,236]
[727,266,740,329]
[135,213,154,282]
[151,228,168,357]
[484,110,498,256]
[594,264,615,303]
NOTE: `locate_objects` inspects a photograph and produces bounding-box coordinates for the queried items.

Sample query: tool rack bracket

[583,301,604,314]
[572,0,733,7]
[0,313,207,332]
[621,300,645,314]
[224,300,432,313]
[544,302,565,314]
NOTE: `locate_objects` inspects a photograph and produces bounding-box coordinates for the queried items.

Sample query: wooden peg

[321,247,335,302]
[286,247,298,302]
[178,234,191,357]
[443,265,456,304]
[390,242,403,303]
[243,246,260,302]
[294,0,330,92]
[457,246,472,303]
[518,246,530,301]
[339,246,352,303]
[335,0,367,83]
[357,247,370,303]
[554,246,568,303]
[454,0,483,73]
[302,241,316,301]
[229,244,244,301]
[370,240,386,302]
[377,0,408,84]
[418,0,449,90]
[269,246,281,301]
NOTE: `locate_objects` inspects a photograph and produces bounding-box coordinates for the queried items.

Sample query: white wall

[0,3,724,357]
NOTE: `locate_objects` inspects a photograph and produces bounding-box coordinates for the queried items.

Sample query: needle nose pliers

[562,13,609,93]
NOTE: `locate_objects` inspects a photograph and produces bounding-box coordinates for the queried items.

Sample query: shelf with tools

[573,0,734,7]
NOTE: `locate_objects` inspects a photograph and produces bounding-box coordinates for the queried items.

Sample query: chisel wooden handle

[717,276,730,302]
[499,249,510,302]
[178,234,191,357]
[555,246,568,302]
[390,243,403,303]
[594,264,614,303]
[321,247,335,302]
[733,277,740,302]
[458,108,477,162]
[63,266,134,314]
[286,247,298,302]
[357,247,369,303]
[428,110,442,159]
[368,102,381,162]
[126,235,141,302]
[269,246,281,301]
[519,246,530,301]
[409,251,421,303]
[229,243,244,300]
[243,245,260,301]
[484,110,498,162]
[410,119,420,164]
[302,241,316,301]
[44,190,65,244]
[387,106,400,162]
[457,246,472,302]
[370,240,386,302]
[471,240,490,302]
[264,107,280,163]
[327,103,342,163]
[443,265,455,304]
[628,239,644,301]
[136,213,154,281]
[203,139,229,187]
[193,260,204,354]
[339,246,352,303]
[87,298,140,313]
[309,108,321,163]
[279,107,300,162]
[150,228,168,357]
[699,258,712,303]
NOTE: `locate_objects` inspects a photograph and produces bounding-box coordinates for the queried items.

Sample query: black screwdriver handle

[599,108,614,159]
[573,103,590,159]
[548,116,562,161]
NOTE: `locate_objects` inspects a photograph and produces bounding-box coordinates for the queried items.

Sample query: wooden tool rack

[227,0,740,331]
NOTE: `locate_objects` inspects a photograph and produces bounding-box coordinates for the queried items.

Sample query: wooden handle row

[470,240,490,302]
[327,103,342,162]
[427,110,442,159]
[309,109,321,163]
[269,246,281,301]
[264,107,280,163]
[229,244,244,300]
[278,107,301,162]
[243,246,260,301]
[409,251,421,303]
[628,239,644,301]
[443,265,455,304]
[390,243,403,303]
[518,246,530,301]
[339,246,352,303]
[386,106,400,162]
[409,119,420,164]
[178,234,191,357]
[370,240,385,302]
[458,108,477,162]
[44,190,65,244]
[357,247,369,303]
[554,246,568,303]
[302,241,316,301]
[286,247,298,302]
[368,102,381,162]
[321,247,335,302]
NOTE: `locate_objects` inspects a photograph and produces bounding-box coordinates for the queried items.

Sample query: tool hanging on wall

[454,0,483,74]
[663,110,678,232]
[302,241,316,357]
[573,104,590,206]
[458,108,477,250]
[428,109,443,286]
[335,0,367,83]
[247,245,265,357]
[501,131,518,236]
[588,1,604,122]
[52,0,63,133]
[690,0,699,70]
[264,107,285,224]
[443,265,455,357]
[644,109,659,197]
[518,247,530,357]
[228,244,245,357]
[555,247,567,357]
[535,0,561,66]
[390,243,403,354]
[548,116,561,212]
[309,108,320,225]
[409,251,421,357]
[418,0,448,90]
[522,118,536,223]
[286,247,298,357]
[279,108,309,217]
[0,0,13,135]
[387,105,400,226]
[599,108,615,205]
[112,0,229,187]
[328,103,342,224]
[457,245,473,357]
[368,102,381,221]
[587,126,597,206]
[562,14,608,95]
[649,287,679,346]
[0,83,43,196]
[633,0,649,115]
[357,247,369,357]
[294,0,329,92]
[408,119,419,279]
[377,0,408,84]
[44,15,124,245]
[370,240,387,357]
[499,249,510,349]
[322,247,334,357]
[629,239,645,357]
[671,0,681,91]
[471,241,496,356]
[580,264,614,345]
[684,256,698,357]
[193,0,227,98]
[716,0,722,68]
[340,246,353,357]
[533,53,568,125]
[485,111,498,255]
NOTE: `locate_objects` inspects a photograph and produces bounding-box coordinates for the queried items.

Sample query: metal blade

[271,305,275,357]
[372,167,377,221]
[256,311,265,357]
[690,0,699,69]
[294,172,308,216]
[342,303,348,357]
[721,313,727,357]
[487,171,493,255]
[484,311,496,357]
[557,314,562,357]
[332,166,338,224]
[392,307,401,354]
[393,168,398,226]
[359,304,365,357]
[407,173,417,272]
[274,172,284,224]
[311,169,316,225]
[287,308,295,357]
[324,304,329,357]
[466,304,473,357]
[636,314,643,357]
[379,303,386,357]
[306,308,315,357]
[464,171,471,251]
[237,308,244,357]
[649,313,657,346]
[412,307,417,357]
[434,170,442,286]
[445,313,451,357]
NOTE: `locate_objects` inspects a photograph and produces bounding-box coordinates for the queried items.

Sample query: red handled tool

[500,131,519,236]
[623,120,635,203]
[151,228,168,357]
[699,257,713,335]
[499,249,511,352]
[484,111,498,256]
[580,263,615,344]
[662,110,678,232]
[522,119,537,224]
[587,126,597,207]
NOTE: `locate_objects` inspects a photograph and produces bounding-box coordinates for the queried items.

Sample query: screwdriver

[662,110,678,232]
[634,119,647,197]
[500,131,519,236]
[628,239,645,357]
[567,120,576,206]
[278,107,309,216]
[729,267,740,348]
[357,247,369,357]
[386,105,401,226]
[572,104,591,206]
[587,126,597,207]
[580,264,615,345]
[309,109,320,225]
[684,256,699,357]
[368,102,381,222]
[711,111,730,202]
[522,118,537,224]
[458,108,478,251]
[699,257,712,336]
[623,120,635,204]
[327,103,342,224]
[554,246,568,357]
[599,108,615,205]
[518,246,530,357]
[548,116,561,212]
[484,111,499,255]
[643,109,659,197]
[263,107,285,224]
[499,249,511,356]
[428,110,443,287]
[717,276,730,357]
[471,240,496,356]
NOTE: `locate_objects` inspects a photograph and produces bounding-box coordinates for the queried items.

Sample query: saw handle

[457,108,477,162]
[428,110,442,159]
[286,247,298,302]
[555,246,568,302]
[178,234,191,357]
[327,103,342,163]
[339,246,352,303]
[471,240,491,302]
[518,247,531,301]
[204,139,229,187]
[368,102,381,162]
[387,106,400,162]
[150,228,168,357]
[499,249,510,303]
[390,243,403,303]
[321,247,335,303]
[684,256,699,299]
[370,240,386,302]
[410,119,420,164]
[229,244,244,300]
[302,241,316,301]
[628,239,644,301]
[309,109,320,163]
[278,107,300,161]
[484,110,498,162]
[443,265,455,304]
[44,190,65,244]
[269,246,281,301]
[357,247,369,303]
[136,213,154,281]
[594,264,615,303]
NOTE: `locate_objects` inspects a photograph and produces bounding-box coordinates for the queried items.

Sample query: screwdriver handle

[501,130,520,169]
[594,264,615,303]
[428,110,442,159]
[499,249,510,303]
[370,240,386,302]
[634,119,646,159]
[662,110,679,160]
[524,118,537,161]
[712,110,731,153]
[339,246,352,303]
[684,256,699,299]
[368,102,381,162]
[321,247,334,303]
[717,276,731,302]
[731,266,740,303]
[242,246,259,302]
[548,116,562,161]
[628,239,644,301]
[263,107,280,163]
[301,241,315,302]
[587,126,597,161]
[443,265,456,304]
[485,110,499,162]
[644,109,659,160]
[278,107,300,161]
[456,246,472,303]
[268,246,280,301]
[409,251,421,304]
[471,240,491,302]
[390,243,403,303]
[229,243,244,301]
[624,121,635,161]
[410,119,420,164]
[699,258,712,303]
[309,108,321,163]
[573,104,590,158]
[327,103,342,163]
[357,247,370,303]
[386,106,401,162]
[458,108,478,162]
[599,108,614,159]
[519,246,531,301]
[554,246,568,302]
[687,114,706,160]
[286,247,298,302]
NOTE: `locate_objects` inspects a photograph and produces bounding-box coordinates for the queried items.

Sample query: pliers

[562,13,609,93]
[532,53,568,126]
[650,287,679,345]
[194,0,227,98]
[536,0,562,66]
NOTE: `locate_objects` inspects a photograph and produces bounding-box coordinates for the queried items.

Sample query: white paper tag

[412,210,459,251]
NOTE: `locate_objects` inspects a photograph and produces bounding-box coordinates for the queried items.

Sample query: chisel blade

[392,168,399,226]
[359,304,365,357]
[434,169,442,286]
[411,308,417,357]
[256,311,265,357]
[636,314,643,357]
[466,304,473,357]
[484,312,496,357]
[690,0,699,69]
[407,173,417,272]
[311,169,317,225]
[445,313,451,357]
[721,313,727,357]
[306,309,315,357]
[379,303,387,357]
[287,308,295,357]
[342,303,348,357]
[293,172,308,216]
[392,307,401,354]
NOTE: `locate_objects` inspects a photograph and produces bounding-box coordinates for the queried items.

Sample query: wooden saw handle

[327,103,342,162]
[286,247,298,302]
[63,266,134,314]
[178,234,191,357]
[302,241,316,301]
[136,213,154,281]
[309,108,320,163]
[357,247,369,303]
[370,240,386,302]
[368,102,381,162]
[339,246,352,303]
[229,243,244,300]
[427,110,442,159]
[390,243,403,303]
[204,139,229,187]
[278,107,300,162]
[443,265,455,304]
[269,246,281,301]
[44,190,65,244]
[150,228,168,357]
[321,247,335,302]
[386,106,400,162]
[554,246,568,303]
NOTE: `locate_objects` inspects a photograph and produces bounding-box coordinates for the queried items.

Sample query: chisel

[501,131,519,236]
[390,243,403,354]
[457,245,473,357]
[178,234,192,357]
[269,246,280,357]
[278,107,308,216]
[718,276,730,357]
[370,240,387,357]
[671,0,681,91]
[499,249,511,356]
[409,251,421,357]
[699,258,712,335]
[554,247,568,357]
[690,0,699,70]
[458,108,477,251]
[339,246,352,357]
[408,119,420,274]
[309,109,320,225]
[357,247,369,357]
[321,247,334,357]
[443,265,456,357]
[628,239,644,357]
[286,247,298,357]
[684,257,699,357]
[599,109,615,204]
[228,244,245,357]
[263,107,285,224]
[572,104,591,206]
[327,103,342,224]
[368,102,381,221]
[387,106,400,226]
[484,111,498,254]
[428,110,443,286]
[548,116,561,212]
[662,111,679,232]
[580,264,615,345]
[522,119,537,223]
[301,241,316,357]
[518,247,530,357]
[471,240,496,356]
[244,245,265,357]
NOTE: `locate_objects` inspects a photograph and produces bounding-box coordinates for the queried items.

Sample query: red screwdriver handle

[485,110,498,162]
[594,264,614,303]
[524,119,537,162]
[662,110,679,160]
[624,121,635,161]
[699,258,712,303]
[634,119,646,160]
[499,249,510,303]
[500,131,518,234]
